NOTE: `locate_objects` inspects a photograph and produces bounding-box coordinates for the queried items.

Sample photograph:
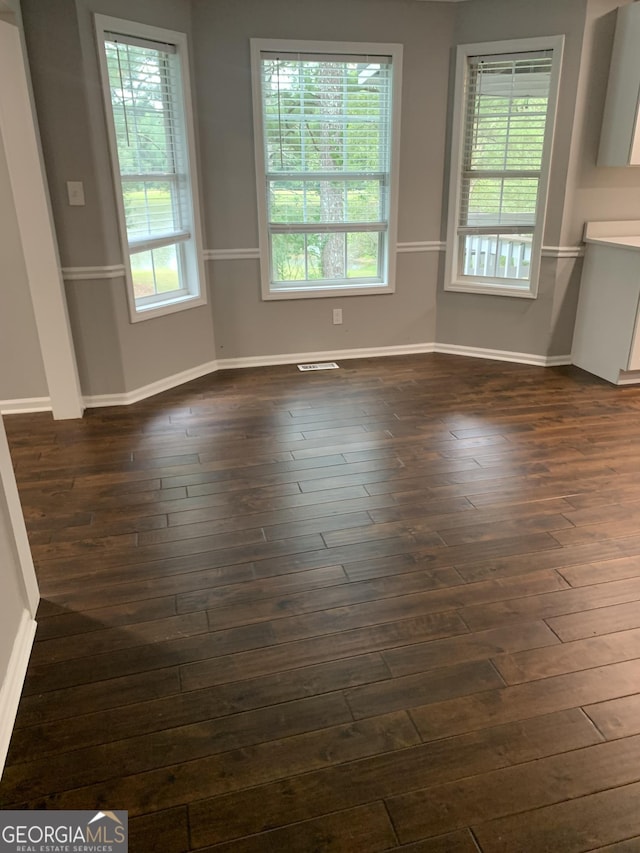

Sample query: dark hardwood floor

[3,353,640,851]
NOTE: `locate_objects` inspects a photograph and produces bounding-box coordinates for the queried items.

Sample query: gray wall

[437,0,589,358]
[436,0,640,359]
[193,0,453,359]
[16,0,640,398]
[22,0,453,387]
[451,0,590,247]
[22,0,216,396]
[0,131,48,401]
[0,17,47,403]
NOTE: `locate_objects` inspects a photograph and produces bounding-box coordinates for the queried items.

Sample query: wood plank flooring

[3,353,640,851]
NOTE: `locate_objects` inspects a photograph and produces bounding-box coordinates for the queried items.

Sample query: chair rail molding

[61,264,127,281]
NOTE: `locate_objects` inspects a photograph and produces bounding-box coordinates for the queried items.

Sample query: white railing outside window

[462,233,532,279]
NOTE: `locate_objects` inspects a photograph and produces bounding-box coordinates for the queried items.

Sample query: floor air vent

[297,362,339,371]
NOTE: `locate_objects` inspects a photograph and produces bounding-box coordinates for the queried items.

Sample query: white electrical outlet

[333,308,343,325]
[67,181,85,206]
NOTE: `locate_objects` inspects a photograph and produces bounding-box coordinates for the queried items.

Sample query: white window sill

[445,280,536,299]
[264,282,394,301]
[130,291,207,323]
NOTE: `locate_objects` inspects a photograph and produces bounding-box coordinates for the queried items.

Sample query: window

[95,16,206,321]
[251,40,402,299]
[445,37,564,298]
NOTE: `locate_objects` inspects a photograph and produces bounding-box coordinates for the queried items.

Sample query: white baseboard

[543,354,574,367]
[82,346,436,406]
[434,343,572,367]
[615,369,640,386]
[4,347,573,413]
[0,609,36,776]
[216,343,436,371]
[0,396,52,414]
[83,360,218,408]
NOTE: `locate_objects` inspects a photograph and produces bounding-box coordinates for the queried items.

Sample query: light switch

[67,181,85,206]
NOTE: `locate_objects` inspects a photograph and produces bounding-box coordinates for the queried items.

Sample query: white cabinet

[572,222,640,384]
[598,2,640,167]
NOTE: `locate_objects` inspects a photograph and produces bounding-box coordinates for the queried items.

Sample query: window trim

[445,36,564,299]
[250,38,403,301]
[95,15,207,323]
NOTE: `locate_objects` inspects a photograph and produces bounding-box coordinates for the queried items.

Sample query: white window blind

[257,49,396,291]
[447,40,561,295]
[103,32,193,304]
[462,52,552,227]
